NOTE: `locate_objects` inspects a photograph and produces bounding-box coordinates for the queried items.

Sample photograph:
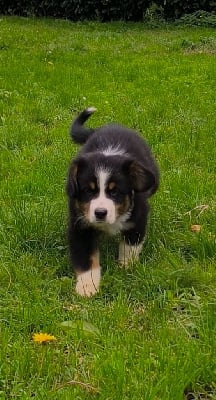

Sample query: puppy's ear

[66,161,79,198]
[123,160,156,192]
[66,157,86,198]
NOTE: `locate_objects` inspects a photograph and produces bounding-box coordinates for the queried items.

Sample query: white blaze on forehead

[102,145,126,157]
[97,168,109,196]
[89,168,116,224]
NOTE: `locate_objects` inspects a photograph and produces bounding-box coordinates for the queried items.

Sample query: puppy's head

[67,153,155,227]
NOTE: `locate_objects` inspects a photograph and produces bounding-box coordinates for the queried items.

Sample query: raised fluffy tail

[70,107,97,144]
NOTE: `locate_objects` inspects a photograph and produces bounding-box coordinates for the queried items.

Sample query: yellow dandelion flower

[32,332,57,344]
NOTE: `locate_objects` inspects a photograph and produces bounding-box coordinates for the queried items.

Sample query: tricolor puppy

[66,108,159,297]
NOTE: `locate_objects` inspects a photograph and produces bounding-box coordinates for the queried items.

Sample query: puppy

[66,108,159,297]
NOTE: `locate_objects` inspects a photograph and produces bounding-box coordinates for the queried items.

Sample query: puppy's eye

[108,187,118,197]
[85,184,97,195]
[85,187,95,194]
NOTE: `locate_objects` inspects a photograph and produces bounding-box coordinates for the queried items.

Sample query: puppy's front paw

[76,268,101,297]
[118,241,143,267]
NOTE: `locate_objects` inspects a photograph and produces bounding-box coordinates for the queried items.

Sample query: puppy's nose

[95,208,107,221]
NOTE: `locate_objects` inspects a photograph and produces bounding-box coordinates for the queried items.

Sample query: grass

[0,16,216,399]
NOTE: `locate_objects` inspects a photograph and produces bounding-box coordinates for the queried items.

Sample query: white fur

[89,169,116,224]
[102,145,126,157]
[95,210,134,235]
[76,266,101,297]
[118,241,143,267]
[86,107,97,113]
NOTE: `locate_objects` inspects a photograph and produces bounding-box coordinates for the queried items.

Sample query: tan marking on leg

[76,251,101,297]
[90,251,100,269]
[118,241,143,268]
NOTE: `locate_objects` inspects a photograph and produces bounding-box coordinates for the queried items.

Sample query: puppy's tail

[70,107,97,144]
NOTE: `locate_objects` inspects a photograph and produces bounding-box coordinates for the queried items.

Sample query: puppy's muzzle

[95,208,108,221]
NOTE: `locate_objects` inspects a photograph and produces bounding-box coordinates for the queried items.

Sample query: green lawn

[0,16,216,399]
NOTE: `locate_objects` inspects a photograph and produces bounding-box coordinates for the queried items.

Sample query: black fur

[67,108,159,294]
[70,108,95,144]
